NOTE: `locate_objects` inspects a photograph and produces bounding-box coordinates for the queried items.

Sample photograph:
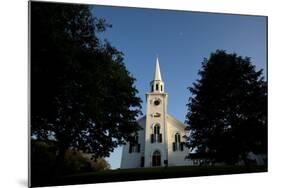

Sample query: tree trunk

[55,145,68,177]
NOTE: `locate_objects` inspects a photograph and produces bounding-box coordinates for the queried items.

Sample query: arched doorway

[152,150,161,166]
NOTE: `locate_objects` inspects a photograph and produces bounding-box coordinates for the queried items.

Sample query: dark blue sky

[91,5,267,169]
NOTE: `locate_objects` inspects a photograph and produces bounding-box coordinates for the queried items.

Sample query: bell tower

[144,57,168,167]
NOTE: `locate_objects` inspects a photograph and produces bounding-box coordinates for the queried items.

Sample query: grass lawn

[32,165,267,187]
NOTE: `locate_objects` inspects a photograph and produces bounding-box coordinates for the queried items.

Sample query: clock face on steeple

[154,99,161,106]
[152,98,161,106]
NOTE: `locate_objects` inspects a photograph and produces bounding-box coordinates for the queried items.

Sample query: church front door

[152,150,161,166]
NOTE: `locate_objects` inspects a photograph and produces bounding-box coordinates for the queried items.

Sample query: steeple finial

[154,56,162,81]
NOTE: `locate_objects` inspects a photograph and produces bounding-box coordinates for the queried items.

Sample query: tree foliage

[31,140,110,177]
[31,140,57,177]
[64,149,110,174]
[186,50,267,164]
[31,1,142,166]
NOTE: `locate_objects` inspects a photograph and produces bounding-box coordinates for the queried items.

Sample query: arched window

[129,134,140,153]
[151,85,154,92]
[151,124,162,143]
[175,133,181,143]
[173,133,184,151]
[156,84,159,91]
[154,124,160,135]
[161,85,163,92]
[134,135,139,143]
[152,150,161,166]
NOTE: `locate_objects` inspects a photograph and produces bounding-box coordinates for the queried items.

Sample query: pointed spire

[154,56,162,81]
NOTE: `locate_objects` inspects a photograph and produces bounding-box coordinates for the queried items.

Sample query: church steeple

[150,57,165,93]
[154,57,162,81]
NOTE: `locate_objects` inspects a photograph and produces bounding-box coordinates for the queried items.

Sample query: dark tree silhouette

[31,1,142,174]
[186,50,267,165]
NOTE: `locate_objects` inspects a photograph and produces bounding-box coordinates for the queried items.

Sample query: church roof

[167,114,187,129]
[154,57,162,81]
[137,115,146,122]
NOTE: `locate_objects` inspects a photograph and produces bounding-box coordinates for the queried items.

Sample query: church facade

[121,58,193,168]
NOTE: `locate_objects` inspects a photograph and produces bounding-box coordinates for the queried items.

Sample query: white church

[121,58,193,168]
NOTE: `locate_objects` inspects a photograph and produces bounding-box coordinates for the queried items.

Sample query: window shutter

[173,142,176,151]
[129,144,132,153]
[141,157,144,167]
[137,144,140,152]
[151,134,154,143]
[180,142,184,151]
[159,134,162,143]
